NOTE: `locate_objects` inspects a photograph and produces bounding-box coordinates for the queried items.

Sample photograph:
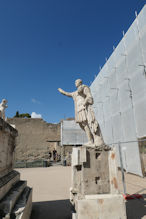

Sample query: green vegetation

[14,111,31,118]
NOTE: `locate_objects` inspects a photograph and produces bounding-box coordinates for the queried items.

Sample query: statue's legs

[79,122,94,145]
[93,134,104,146]
[92,126,104,146]
[2,111,5,120]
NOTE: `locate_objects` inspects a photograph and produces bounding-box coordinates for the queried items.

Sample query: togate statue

[58,79,104,147]
[0,99,8,121]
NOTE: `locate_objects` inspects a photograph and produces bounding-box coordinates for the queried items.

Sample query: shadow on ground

[30,199,72,219]
[126,194,146,219]
[30,196,146,219]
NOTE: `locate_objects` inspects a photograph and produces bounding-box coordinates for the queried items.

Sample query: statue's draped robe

[71,85,98,135]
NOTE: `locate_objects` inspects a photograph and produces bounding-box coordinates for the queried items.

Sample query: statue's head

[2,99,7,104]
[75,79,82,88]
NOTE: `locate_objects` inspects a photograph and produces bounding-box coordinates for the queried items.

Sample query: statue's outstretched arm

[58,88,73,97]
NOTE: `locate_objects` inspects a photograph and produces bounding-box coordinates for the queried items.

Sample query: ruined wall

[0,118,18,177]
[7,118,61,162]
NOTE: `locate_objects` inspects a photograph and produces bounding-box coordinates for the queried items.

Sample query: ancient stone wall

[0,118,32,218]
[7,118,61,162]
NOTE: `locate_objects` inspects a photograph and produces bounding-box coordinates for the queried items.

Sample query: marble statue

[0,99,8,121]
[58,79,104,147]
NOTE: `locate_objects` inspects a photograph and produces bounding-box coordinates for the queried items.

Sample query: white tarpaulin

[91,5,146,176]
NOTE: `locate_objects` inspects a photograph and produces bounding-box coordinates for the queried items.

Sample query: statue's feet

[84,141,94,147]
[94,136,104,147]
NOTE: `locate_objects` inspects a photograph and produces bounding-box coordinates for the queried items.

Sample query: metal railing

[109,139,146,196]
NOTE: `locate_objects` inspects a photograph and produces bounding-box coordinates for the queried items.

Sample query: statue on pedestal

[0,99,8,121]
[58,79,104,147]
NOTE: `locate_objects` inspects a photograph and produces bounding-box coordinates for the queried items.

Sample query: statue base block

[76,194,126,219]
[70,145,127,218]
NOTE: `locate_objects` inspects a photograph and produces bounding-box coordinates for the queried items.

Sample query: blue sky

[0,0,145,123]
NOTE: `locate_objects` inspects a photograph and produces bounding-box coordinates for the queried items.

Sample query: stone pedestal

[0,118,32,219]
[76,194,126,219]
[70,145,126,219]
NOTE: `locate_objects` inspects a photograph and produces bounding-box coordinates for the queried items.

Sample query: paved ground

[17,166,146,219]
[117,171,146,219]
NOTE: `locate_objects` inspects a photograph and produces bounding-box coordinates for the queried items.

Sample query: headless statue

[58,79,104,147]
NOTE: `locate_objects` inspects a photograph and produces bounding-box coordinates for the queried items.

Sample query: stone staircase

[0,171,32,219]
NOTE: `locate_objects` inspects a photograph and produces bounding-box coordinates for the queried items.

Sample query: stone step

[0,170,20,200]
[0,181,27,215]
[11,187,32,219]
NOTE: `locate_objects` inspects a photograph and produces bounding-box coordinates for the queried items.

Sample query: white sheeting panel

[116,56,128,86]
[140,30,146,63]
[91,5,146,176]
[134,96,146,137]
[106,53,116,73]
[118,81,133,112]
[130,69,146,103]
[108,70,117,90]
[112,114,124,143]
[96,102,104,124]
[138,4,146,35]
[103,97,111,121]
[125,24,143,75]
[104,119,113,144]
[121,110,137,141]
[110,90,120,116]
[61,120,87,145]
[121,142,142,175]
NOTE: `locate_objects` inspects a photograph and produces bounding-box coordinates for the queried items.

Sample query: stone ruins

[7,118,60,164]
[0,117,32,219]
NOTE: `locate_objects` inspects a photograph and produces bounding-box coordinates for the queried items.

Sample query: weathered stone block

[0,170,20,200]
[0,118,18,178]
[77,194,126,219]
[81,147,110,195]
[0,181,27,214]
[0,119,32,219]
[12,187,32,219]
[71,146,111,200]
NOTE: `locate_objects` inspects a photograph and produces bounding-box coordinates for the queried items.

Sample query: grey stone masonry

[0,118,18,178]
[0,118,32,219]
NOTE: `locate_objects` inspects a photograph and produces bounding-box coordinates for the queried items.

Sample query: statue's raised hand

[58,88,64,93]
